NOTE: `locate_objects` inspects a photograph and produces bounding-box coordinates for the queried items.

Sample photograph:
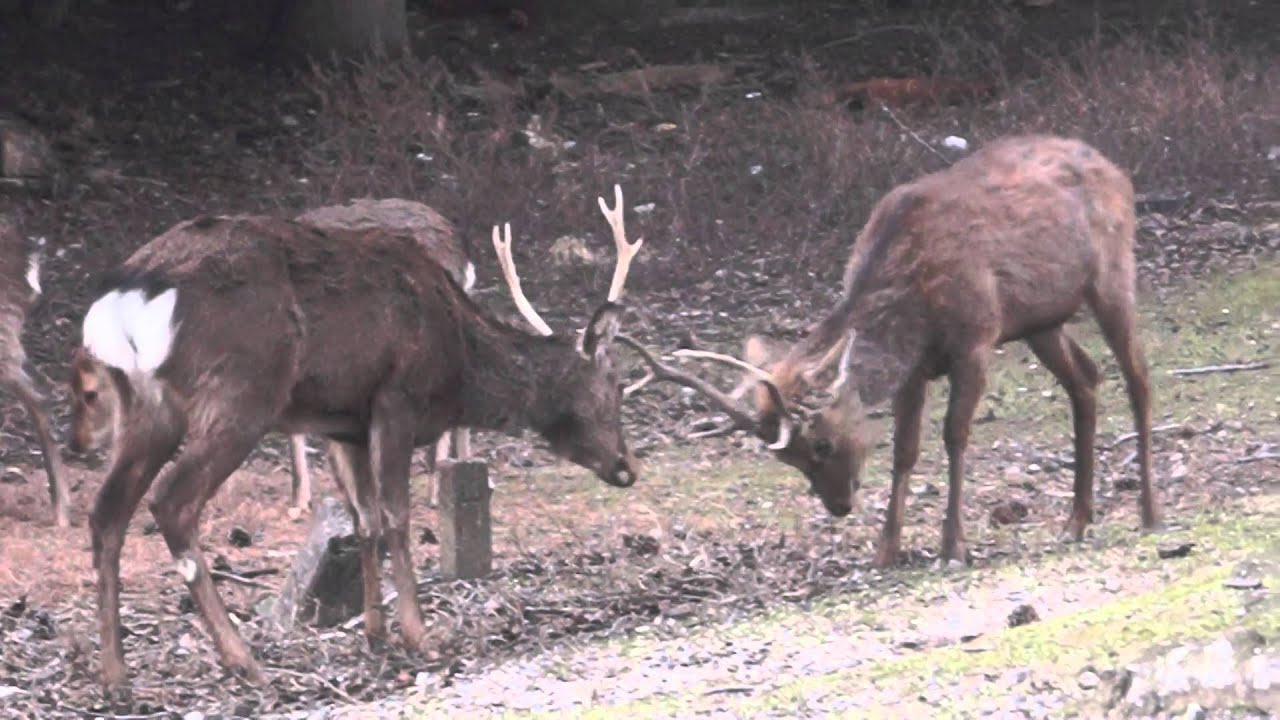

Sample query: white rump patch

[462,261,476,293]
[25,252,40,296]
[82,287,179,374]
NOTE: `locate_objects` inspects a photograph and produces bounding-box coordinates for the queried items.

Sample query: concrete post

[437,460,492,580]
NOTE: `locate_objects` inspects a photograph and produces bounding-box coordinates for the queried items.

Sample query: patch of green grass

[464,495,1278,720]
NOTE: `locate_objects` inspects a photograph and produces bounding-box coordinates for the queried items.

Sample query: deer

[68,198,483,513]
[0,217,69,527]
[78,185,648,698]
[623,134,1158,569]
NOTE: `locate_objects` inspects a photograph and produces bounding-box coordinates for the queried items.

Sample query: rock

[267,496,363,633]
[1157,542,1195,559]
[1078,669,1100,689]
[1110,630,1278,716]
[183,711,206,720]
[990,500,1030,527]
[228,526,253,548]
[0,685,25,700]
[548,235,598,266]
[1007,603,1039,628]
[0,114,56,182]
[437,461,493,580]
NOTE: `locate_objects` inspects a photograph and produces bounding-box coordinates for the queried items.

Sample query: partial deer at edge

[78,186,652,698]
[626,135,1158,569]
[0,218,68,526]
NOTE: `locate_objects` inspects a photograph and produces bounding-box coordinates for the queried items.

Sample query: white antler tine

[599,184,644,304]
[492,220,554,337]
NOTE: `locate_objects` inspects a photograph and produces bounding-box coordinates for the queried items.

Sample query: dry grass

[290,12,1278,297]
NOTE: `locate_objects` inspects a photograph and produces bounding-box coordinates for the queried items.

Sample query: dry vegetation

[0,0,1277,717]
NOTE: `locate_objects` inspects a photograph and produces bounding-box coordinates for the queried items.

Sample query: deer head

[489,184,645,487]
[619,327,869,515]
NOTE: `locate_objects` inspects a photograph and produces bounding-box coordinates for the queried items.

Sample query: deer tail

[82,286,179,375]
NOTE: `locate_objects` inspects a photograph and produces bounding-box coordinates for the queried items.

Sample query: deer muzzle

[603,456,639,488]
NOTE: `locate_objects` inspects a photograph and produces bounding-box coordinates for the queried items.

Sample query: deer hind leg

[370,389,428,650]
[427,430,451,508]
[874,367,930,570]
[147,420,268,682]
[90,399,182,698]
[939,345,993,566]
[288,433,312,511]
[1,363,69,527]
[1088,285,1159,530]
[326,439,387,641]
[1026,328,1101,541]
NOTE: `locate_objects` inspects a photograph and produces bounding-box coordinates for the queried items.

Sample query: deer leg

[1026,328,1100,541]
[370,389,428,650]
[326,440,387,641]
[1089,290,1159,530]
[288,433,312,511]
[428,431,451,508]
[148,425,267,682]
[874,369,930,570]
[939,348,992,566]
[1,365,69,527]
[90,419,181,698]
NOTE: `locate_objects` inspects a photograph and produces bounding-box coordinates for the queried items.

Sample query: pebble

[1077,670,1100,689]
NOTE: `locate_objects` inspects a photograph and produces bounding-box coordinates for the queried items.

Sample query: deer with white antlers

[68,199,482,513]
[626,135,1158,568]
[78,185,648,697]
[0,217,68,526]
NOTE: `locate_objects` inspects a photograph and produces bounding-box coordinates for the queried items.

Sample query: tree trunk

[276,0,408,62]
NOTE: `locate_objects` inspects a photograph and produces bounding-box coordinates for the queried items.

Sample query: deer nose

[823,498,854,517]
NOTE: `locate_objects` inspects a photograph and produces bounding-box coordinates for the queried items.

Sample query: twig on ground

[816,24,932,50]
[56,705,169,720]
[1105,423,1183,450]
[1231,450,1280,466]
[209,569,274,590]
[879,103,949,163]
[273,667,358,704]
[1169,361,1270,376]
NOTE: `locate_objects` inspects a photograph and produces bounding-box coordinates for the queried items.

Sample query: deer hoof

[872,543,899,570]
[101,680,134,710]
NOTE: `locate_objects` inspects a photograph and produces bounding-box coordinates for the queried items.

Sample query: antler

[492,222,554,337]
[597,184,644,303]
[614,335,794,450]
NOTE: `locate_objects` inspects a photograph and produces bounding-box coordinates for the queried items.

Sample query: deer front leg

[90,430,177,700]
[371,389,428,650]
[149,424,266,682]
[939,348,992,567]
[3,366,70,527]
[1026,329,1100,541]
[288,433,312,512]
[875,370,929,569]
[327,440,387,641]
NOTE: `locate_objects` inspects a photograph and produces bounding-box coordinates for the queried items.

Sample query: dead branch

[209,569,274,590]
[1105,422,1184,450]
[550,64,732,98]
[273,667,357,704]
[1169,361,1270,376]
[879,103,949,164]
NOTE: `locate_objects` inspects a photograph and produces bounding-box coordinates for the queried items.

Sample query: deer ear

[581,302,622,363]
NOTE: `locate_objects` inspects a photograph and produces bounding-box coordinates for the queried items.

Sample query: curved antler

[597,184,644,303]
[615,335,794,449]
[492,222,554,337]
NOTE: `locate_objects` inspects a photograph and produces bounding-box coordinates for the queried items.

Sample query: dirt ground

[0,1,1278,718]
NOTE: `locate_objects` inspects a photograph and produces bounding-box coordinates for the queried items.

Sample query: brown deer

[629,135,1158,568]
[0,217,68,526]
[69,198,482,512]
[79,187,646,696]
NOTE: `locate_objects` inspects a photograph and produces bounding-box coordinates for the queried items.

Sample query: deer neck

[453,319,566,436]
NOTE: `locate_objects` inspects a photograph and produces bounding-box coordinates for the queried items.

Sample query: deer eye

[83,391,99,404]
[813,438,833,459]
